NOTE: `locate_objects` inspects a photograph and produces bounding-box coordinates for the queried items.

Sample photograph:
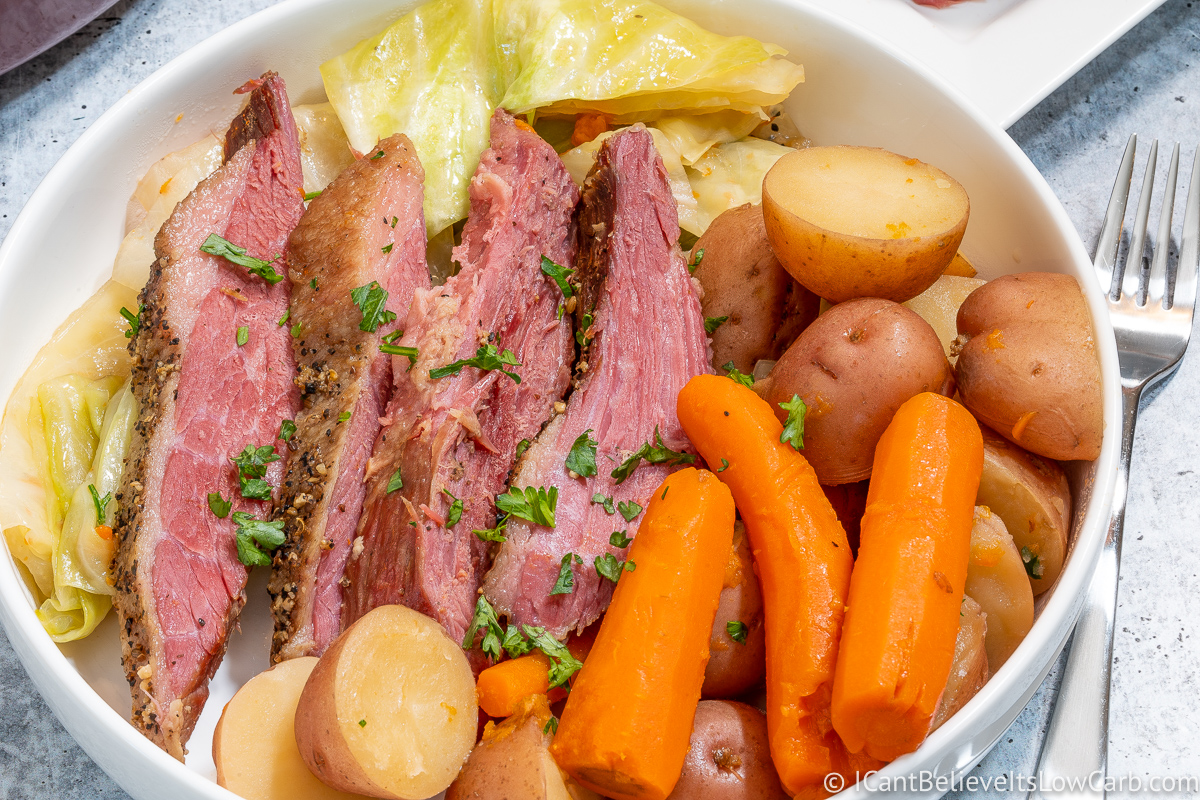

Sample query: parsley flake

[550,553,582,595]
[617,500,642,523]
[371,150,385,160]
[716,458,730,473]
[381,243,393,254]
[358,719,367,728]
[200,233,284,284]
[430,343,521,384]
[521,625,582,688]
[496,485,557,528]
[207,492,232,519]
[278,309,290,327]
[236,325,249,347]
[576,312,595,347]
[515,439,532,461]
[595,552,635,583]
[1021,546,1044,579]
[474,516,508,542]
[279,420,296,442]
[120,305,142,338]
[610,426,695,484]
[442,489,463,527]
[544,717,559,735]
[705,315,729,334]
[726,620,749,644]
[591,493,615,515]
[232,512,285,567]
[337,411,351,423]
[302,190,321,201]
[462,596,506,661]
[721,361,755,388]
[540,256,575,299]
[609,530,632,548]
[564,429,598,477]
[386,468,403,494]
[688,248,705,274]
[380,342,419,368]
[350,281,397,333]
[88,484,112,525]
[779,395,807,451]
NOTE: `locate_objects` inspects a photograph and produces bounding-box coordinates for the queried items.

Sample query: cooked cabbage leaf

[320,0,504,236]
[652,109,763,165]
[686,138,792,229]
[293,103,356,197]
[496,0,803,120]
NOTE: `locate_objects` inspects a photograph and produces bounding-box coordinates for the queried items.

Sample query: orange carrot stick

[476,629,596,718]
[831,392,983,762]
[550,468,735,800]
[676,374,855,796]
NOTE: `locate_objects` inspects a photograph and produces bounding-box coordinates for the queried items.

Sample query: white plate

[802,0,1168,127]
[0,1,1120,798]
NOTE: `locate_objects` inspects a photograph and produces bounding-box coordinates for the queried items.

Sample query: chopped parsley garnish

[462,595,506,661]
[120,305,142,338]
[350,281,397,333]
[358,719,367,728]
[232,512,285,567]
[543,717,559,735]
[717,458,730,473]
[522,625,583,688]
[474,517,508,542]
[496,485,557,528]
[502,624,534,658]
[290,322,303,338]
[279,420,296,442]
[371,149,385,160]
[390,216,398,228]
[337,411,351,423]
[609,530,632,548]
[380,342,419,369]
[239,476,272,500]
[1021,546,1044,579]
[461,597,581,686]
[230,443,280,500]
[687,248,705,274]
[381,243,393,254]
[591,493,615,515]
[236,325,249,347]
[430,343,521,384]
[726,620,749,644]
[278,309,290,327]
[595,552,635,583]
[207,492,232,519]
[705,315,729,334]
[386,468,403,494]
[779,395,807,451]
[302,190,321,201]
[515,438,532,461]
[610,426,695,484]
[564,429,598,477]
[550,553,582,595]
[540,256,575,299]
[200,233,284,284]
[721,361,755,388]
[617,500,642,523]
[309,278,319,291]
[576,312,595,347]
[88,484,111,525]
[443,489,463,527]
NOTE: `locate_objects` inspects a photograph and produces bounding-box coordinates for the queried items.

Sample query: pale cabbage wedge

[113,135,223,291]
[496,0,803,120]
[651,109,763,166]
[686,137,791,228]
[0,280,135,641]
[560,126,705,237]
[320,0,504,236]
[293,103,356,196]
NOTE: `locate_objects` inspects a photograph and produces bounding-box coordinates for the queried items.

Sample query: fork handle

[1028,383,1141,800]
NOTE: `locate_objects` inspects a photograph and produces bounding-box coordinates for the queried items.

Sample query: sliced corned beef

[112,72,304,759]
[481,126,711,638]
[268,134,429,661]
[342,110,577,648]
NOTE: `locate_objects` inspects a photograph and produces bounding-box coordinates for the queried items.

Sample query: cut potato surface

[931,595,988,731]
[295,605,478,800]
[214,657,368,800]
[965,506,1034,672]
[762,145,969,303]
[904,274,986,361]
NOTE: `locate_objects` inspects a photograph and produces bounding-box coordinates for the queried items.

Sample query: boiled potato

[930,595,988,731]
[904,274,986,361]
[955,272,1103,461]
[691,204,819,373]
[703,522,766,698]
[761,146,969,303]
[758,298,954,484]
[447,695,585,800]
[965,507,1034,673]
[666,701,788,800]
[943,252,978,278]
[294,605,478,800]
[976,427,1071,595]
[214,657,369,800]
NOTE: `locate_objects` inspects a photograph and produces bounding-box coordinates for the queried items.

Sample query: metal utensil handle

[1029,383,1140,800]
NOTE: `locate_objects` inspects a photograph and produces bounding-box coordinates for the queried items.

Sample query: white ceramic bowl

[0,1,1120,798]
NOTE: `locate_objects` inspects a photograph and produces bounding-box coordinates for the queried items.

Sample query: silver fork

[1029,135,1200,799]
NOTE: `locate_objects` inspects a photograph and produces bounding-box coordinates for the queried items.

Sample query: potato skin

[977,427,1071,595]
[955,273,1102,461]
[759,298,954,484]
[965,506,1035,672]
[692,204,819,373]
[762,146,969,303]
[666,701,788,800]
[702,522,766,698]
[931,595,988,731]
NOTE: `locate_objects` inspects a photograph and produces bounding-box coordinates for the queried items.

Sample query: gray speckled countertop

[1,0,1199,797]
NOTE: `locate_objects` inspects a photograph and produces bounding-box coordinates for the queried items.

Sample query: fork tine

[1173,145,1200,313]
[1095,134,1137,293]
[1119,139,1158,301]
[1148,143,1180,308]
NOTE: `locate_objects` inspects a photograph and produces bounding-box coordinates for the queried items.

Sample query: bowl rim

[0,0,1120,797]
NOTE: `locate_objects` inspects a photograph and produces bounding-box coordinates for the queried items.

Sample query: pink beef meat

[268,134,429,662]
[482,126,711,638]
[112,72,303,759]
[342,110,577,648]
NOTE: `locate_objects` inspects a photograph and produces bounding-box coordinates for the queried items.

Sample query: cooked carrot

[571,113,609,147]
[830,392,983,762]
[550,468,735,800]
[476,630,596,718]
[676,374,855,796]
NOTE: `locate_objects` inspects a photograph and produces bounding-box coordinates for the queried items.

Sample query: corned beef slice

[269,134,429,661]
[113,72,303,759]
[482,126,711,638]
[343,110,577,647]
